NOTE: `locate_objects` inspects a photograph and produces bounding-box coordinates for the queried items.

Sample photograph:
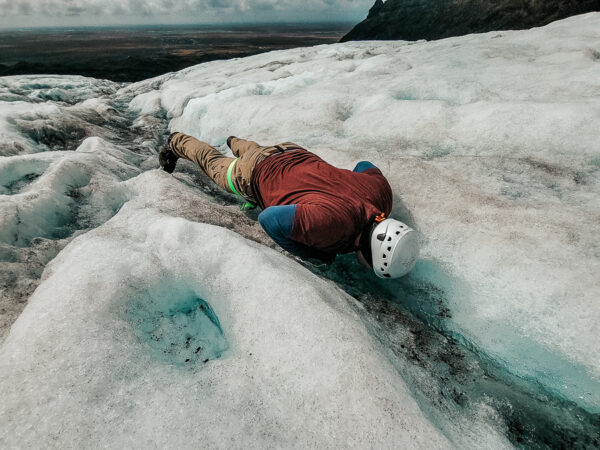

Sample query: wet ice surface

[1,13,600,449]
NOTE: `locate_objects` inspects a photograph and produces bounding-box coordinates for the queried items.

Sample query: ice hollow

[124,283,228,366]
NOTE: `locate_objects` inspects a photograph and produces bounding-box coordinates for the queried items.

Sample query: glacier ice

[0,76,124,156]
[127,13,600,411]
[0,194,452,448]
[1,12,600,449]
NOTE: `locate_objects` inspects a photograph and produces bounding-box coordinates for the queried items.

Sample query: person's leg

[227,136,263,157]
[277,142,304,151]
[167,133,300,204]
[169,132,233,192]
[227,137,278,203]
[228,139,306,203]
[228,137,304,156]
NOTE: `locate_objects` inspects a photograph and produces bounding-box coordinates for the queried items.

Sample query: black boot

[158,133,179,174]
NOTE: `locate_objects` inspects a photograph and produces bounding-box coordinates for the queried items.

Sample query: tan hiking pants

[169,133,301,204]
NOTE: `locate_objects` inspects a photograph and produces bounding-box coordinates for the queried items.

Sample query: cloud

[0,0,369,18]
[18,3,33,15]
[0,0,371,28]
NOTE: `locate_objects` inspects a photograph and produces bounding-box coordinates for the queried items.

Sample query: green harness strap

[227,159,255,210]
[226,159,241,196]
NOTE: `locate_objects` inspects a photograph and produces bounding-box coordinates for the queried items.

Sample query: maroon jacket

[252,149,393,261]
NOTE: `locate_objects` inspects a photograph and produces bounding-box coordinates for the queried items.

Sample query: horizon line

[0,20,358,32]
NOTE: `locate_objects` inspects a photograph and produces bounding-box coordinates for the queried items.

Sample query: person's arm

[288,203,358,255]
[258,205,334,263]
[353,161,381,174]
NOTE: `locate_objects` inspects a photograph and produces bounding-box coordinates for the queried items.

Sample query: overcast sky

[0,0,373,28]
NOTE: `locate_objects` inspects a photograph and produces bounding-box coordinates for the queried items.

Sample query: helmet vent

[396,231,400,235]
[383,254,386,258]
[377,233,386,241]
[383,274,391,278]
[387,247,391,251]
[387,237,392,241]
[384,262,388,267]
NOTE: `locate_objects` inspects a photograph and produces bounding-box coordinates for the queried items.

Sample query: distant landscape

[0,23,353,82]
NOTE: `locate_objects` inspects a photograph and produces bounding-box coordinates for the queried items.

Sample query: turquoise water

[124,283,228,367]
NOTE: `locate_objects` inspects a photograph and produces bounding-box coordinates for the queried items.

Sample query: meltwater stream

[316,255,600,448]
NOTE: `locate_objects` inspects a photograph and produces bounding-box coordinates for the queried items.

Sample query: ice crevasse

[0,12,599,449]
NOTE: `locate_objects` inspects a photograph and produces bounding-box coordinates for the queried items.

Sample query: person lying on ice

[159,133,419,278]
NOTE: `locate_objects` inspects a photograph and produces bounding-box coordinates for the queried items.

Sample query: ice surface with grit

[1,13,600,449]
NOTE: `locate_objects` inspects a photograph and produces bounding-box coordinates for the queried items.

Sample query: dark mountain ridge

[341,0,600,41]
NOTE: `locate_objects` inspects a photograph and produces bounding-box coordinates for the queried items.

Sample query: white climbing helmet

[371,218,419,278]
